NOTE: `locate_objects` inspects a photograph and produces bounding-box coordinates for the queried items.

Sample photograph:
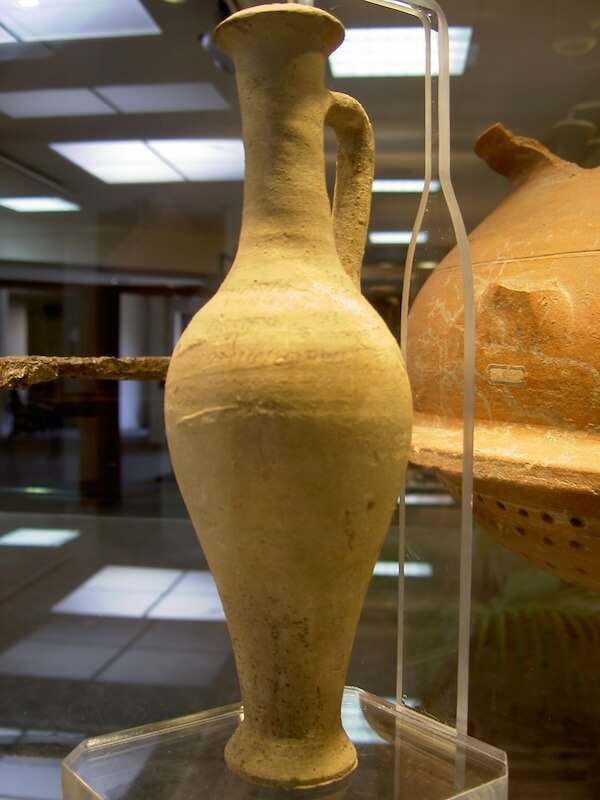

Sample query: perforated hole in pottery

[472,489,597,591]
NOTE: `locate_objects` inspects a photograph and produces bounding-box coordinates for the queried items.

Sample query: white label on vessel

[487,363,527,386]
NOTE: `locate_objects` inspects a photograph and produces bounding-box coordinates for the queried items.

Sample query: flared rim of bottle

[214,3,345,58]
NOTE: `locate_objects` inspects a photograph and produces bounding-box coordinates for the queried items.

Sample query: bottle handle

[325,91,374,289]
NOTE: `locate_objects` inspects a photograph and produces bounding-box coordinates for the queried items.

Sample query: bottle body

[165,252,411,787]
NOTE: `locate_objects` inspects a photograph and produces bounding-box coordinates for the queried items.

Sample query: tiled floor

[0,431,598,799]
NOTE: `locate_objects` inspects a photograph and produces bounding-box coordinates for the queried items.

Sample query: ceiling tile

[95,82,229,114]
[0,88,115,118]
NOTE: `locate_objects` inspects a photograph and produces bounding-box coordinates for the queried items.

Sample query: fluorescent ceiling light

[148,139,244,181]
[368,230,428,245]
[95,82,229,114]
[51,139,245,183]
[51,141,184,183]
[0,88,114,118]
[372,178,440,193]
[0,196,80,212]
[0,0,160,42]
[0,528,80,546]
[329,26,472,77]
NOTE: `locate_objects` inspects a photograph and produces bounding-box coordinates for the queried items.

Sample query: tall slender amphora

[164,3,412,790]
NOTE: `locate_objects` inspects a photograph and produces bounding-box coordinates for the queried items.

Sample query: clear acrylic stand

[62,688,507,800]
[363,0,477,734]
[62,2,507,798]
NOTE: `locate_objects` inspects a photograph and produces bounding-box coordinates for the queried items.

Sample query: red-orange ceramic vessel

[408,123,600,590]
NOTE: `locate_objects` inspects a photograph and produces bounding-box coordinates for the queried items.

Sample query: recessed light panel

[95,82,229,114]
[51,141,184,183]
[0,196,80,212]
[372,178,440,193]
[0,0,160,42]
[368,231,428,245]
[329,26,473,77]
[51,139,245,183]
[0,88,114,118]
[148,139,245,181]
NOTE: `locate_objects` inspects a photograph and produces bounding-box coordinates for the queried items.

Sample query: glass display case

[1,1,599,798]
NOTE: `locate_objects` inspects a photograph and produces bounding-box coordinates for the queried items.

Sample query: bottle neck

[228,44,339,262]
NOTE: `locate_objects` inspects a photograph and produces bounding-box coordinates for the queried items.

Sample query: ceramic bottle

[164,4,412,789]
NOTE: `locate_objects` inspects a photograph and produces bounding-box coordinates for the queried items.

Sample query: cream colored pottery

[164,4,412,789]
[408,123,600,591]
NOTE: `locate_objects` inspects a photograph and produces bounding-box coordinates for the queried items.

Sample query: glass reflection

[0,528,79,547]
[52,566,226,621]
[0,754,62,800]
